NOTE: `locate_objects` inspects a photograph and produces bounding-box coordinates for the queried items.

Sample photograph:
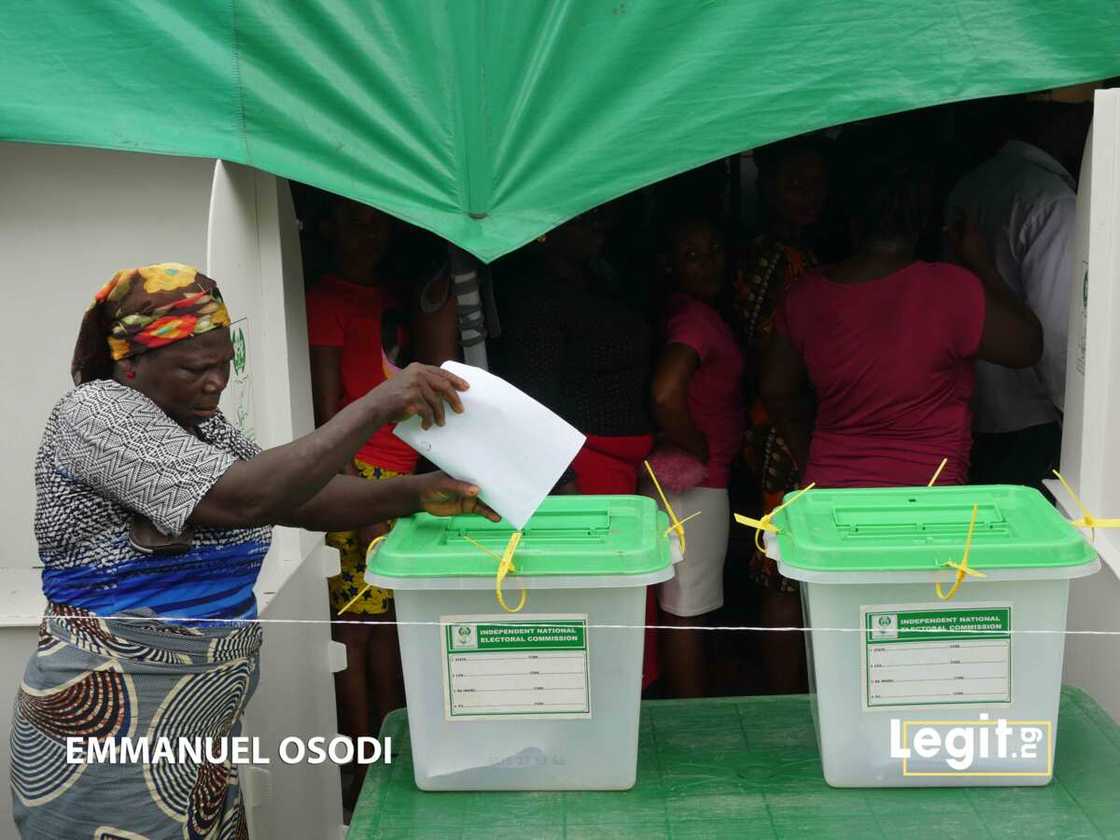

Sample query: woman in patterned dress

[729,137,828,693]
[10,264,496,839]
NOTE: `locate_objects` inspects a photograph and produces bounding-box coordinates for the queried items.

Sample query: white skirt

[645,484,730,618]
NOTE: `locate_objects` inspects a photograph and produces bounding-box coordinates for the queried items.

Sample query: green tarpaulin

[3,2,1120,261]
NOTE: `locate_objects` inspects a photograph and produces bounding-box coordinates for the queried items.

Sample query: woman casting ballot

[10,263,496,839]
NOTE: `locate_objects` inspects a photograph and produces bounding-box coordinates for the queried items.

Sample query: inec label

[442,615,591,720]
[863,604,1012,709]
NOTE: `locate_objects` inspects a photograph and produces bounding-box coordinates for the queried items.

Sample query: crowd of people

[293,91,1090,801]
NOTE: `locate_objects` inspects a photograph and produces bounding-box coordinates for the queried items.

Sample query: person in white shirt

[947,97,1092,489]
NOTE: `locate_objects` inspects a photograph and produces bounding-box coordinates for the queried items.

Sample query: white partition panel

[1060,90,1120,575]
[1054,89,1120,718]
[205,161,343,839]
[1060,114,1094,498]
[1064,563,1120,722]
[240,545,345,840]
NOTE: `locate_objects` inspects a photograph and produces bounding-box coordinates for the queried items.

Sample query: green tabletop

[350,687,1120,839]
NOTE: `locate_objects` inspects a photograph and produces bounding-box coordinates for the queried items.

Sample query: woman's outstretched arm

[189,364,469,529]
[282,471,499,531]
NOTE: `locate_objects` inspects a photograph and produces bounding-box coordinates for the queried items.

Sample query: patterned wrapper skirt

[10,603,262,840]
[326,460,400,616]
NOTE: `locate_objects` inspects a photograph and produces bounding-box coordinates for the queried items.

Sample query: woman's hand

[417,472,501,521]
[366,363,470,429]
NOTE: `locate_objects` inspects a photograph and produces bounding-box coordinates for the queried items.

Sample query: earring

[125,370,136,380]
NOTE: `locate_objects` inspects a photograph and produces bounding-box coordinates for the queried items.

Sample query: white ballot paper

[393,361,586,529]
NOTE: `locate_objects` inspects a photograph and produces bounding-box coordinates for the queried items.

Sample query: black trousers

[971,422,1062,493]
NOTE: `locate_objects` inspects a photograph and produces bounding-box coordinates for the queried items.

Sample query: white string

[14,614,1120,636]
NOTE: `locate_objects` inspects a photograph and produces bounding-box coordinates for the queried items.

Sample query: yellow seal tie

[337,535,388,615]
[935,504,984,601]
[669,510,703,537]
[928,458,948,487]
[464,532,527,613]
[643,460,690,556]
[1052,470,1120,543]
[495,531,526,613]
[735,483,817,553]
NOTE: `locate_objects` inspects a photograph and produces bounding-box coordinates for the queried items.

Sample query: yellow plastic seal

[464,531,527,613]
[495,531,526,613]
[643,460,692,555]
[1052,470,1120,543]
[935,503,985,601]
[734,483,816,553]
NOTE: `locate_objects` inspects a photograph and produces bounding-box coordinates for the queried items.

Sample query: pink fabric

[645,445,708,493]
[665,294,745,488]
[775,262,986,488]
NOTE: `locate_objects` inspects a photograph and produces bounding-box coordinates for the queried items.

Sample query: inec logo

[450,624,477,650]
[871,614,898,640]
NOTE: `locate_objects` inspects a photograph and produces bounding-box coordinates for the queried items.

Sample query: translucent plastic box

[367,495,673,791]
[768,485,1099,787]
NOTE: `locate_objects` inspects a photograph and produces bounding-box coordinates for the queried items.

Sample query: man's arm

[1019,194,1077,410]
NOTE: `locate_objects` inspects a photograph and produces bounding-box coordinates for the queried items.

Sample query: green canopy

[4,1,1119,261]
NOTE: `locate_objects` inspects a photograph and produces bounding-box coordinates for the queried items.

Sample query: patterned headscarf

[71,263,231,384]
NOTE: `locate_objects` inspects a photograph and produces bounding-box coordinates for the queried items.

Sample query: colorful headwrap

[71,263,231,384]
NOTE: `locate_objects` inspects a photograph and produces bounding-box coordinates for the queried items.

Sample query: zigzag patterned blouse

[35,380,271,622]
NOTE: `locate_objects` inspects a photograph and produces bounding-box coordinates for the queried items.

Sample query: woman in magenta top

[649,216,745,698]
[763,131,1043,490]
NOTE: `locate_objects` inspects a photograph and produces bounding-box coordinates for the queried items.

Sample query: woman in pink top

[763,132,1043,491]
[649,217,745,698]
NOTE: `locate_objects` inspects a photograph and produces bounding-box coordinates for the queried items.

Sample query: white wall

[0,142,214,570]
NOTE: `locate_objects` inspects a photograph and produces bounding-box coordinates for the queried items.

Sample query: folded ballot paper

[393,362,586,529]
